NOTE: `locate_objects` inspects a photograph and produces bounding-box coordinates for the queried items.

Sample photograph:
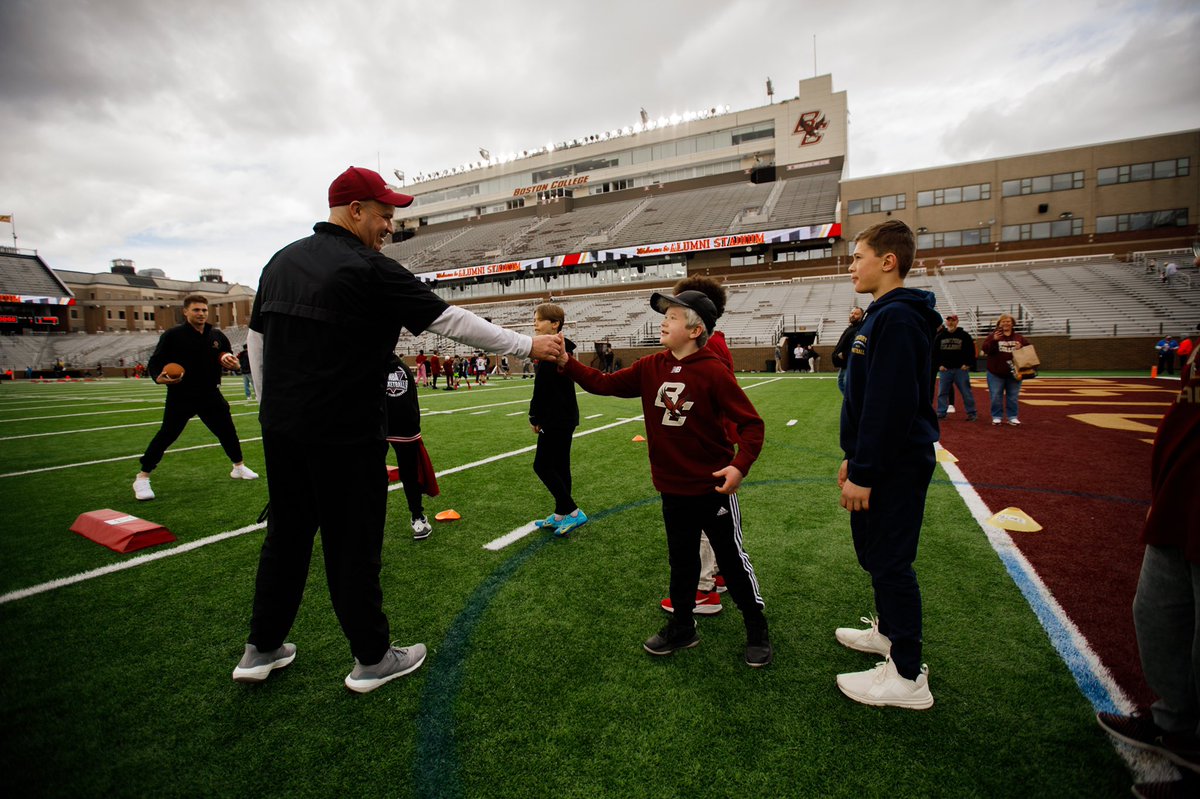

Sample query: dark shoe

[745,627,773,668]
[966,414,977,422]
[643,624,699,656]
[936,414,947,420]
[1097,712,1200,773]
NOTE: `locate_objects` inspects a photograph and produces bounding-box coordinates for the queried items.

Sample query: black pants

[661,491,766,631]
[389,440,424,520]
[139,391,243,472]
[247,432,391,665]
[849,446,935,680]
[533,427,577,515]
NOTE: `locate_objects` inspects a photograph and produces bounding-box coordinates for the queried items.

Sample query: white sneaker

[835,616,891,656]
[947,404,955,413]
[837,658,933,710]
[230,464,259,480]
[992,418,1002,426]
[411,516,432,540]
[132,476,155,501]
[1007,418,1021,426]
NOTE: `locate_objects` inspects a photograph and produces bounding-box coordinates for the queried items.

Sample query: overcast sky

[2,0,1197,288]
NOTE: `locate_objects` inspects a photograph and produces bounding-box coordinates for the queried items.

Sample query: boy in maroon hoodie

[558,290,772,667]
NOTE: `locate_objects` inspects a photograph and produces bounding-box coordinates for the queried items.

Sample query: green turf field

[0,375,1129,797]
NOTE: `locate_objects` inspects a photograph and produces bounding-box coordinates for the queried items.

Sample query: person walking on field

[132,294,258,501]
[233,166,561,694]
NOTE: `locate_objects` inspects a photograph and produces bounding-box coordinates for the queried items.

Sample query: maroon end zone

[937,376,1177,708]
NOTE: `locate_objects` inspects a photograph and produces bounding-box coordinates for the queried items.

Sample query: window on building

[774,246,832,262]
[917,183,990,207]
[1095,208,1188,234]
[730,254,765,267]
[916,228,992,249]
[1001,218,1083,241]
[1001,171,1083,196]
[1097,158,1189,186]
[848,194,906,215]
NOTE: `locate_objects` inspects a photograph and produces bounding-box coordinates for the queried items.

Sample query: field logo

[794,111,828,146]
[656,382,693,426]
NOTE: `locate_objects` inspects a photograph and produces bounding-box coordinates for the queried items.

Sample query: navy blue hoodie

[840,287,942,488]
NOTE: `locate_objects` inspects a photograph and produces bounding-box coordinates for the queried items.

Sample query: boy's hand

[529,335,562,361]
[219,353,240,370]
[555,334,569,367]
[713,465,744,495]
[840,479,871,512]
[837,459,848,488]
[530,424,541,434]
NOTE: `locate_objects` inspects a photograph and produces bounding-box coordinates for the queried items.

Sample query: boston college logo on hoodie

[656,382,693,427]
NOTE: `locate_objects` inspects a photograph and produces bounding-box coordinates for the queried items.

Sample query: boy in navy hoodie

[558,290,771,667]
[835,220,941,709]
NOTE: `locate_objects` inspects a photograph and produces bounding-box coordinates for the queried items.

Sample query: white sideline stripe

[0,437,265,478]
[482,522,539,551]
[3,416,646,604]
[1,406,172,423]
[0,411,259,441]
[470,410,490,415]
[585,413,602,419]
[423,398,528,416]
[505,411,524,417]
[936,444,1171,784]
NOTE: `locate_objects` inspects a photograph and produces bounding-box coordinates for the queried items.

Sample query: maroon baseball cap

[328,166,414,208]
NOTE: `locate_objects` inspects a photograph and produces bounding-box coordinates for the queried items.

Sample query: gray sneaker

[232,642,296,683]
[344,643,427,693]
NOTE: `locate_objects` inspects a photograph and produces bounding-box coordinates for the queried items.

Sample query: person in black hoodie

[830,306,864,394]
[934,314,977,421]
[529,303,587,535]
[835,220,941,710]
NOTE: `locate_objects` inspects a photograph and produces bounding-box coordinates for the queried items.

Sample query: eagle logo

[656,382,693,427]
[794,111,828,146]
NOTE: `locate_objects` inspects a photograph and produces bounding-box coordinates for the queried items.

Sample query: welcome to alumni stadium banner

[426,223,841,282]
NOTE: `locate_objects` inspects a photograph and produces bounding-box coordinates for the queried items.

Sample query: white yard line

[0,416,645,603]
[0,411,259,441]
[0,437,266,478]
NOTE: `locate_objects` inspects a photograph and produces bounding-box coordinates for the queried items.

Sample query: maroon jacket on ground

[562,345,763,496]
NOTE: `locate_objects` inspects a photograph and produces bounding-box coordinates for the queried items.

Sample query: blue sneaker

[533,513,557,528]
[554,509,588,537]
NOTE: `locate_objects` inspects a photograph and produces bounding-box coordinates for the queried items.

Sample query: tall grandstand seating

[383,172,841,276]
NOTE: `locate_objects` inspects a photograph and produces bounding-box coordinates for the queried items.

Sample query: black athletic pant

[533,426,577,516]
[389,440,424,520]
[849,446,935,680]
[247,432,391,665]
[139,391,243,472]
[661,491,766,632]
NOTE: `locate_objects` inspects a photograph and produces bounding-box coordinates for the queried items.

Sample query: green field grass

[0,375,1130,797]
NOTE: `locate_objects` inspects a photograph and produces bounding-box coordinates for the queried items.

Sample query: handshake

[529,332,569,366]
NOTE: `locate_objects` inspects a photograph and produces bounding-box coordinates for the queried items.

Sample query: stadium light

[640,108,649,125]
[479,147,491,160]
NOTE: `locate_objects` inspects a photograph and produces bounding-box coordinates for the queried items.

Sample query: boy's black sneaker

[1096,712,1200,773]
[643,623,699,656]
[745,627,773,668]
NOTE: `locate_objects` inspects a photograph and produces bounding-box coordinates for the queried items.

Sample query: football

[161,362,185,379]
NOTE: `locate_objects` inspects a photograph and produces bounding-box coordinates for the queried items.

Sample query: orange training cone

[1151,366,1158,378]
[434,509,461,522]
[632,435,646,442]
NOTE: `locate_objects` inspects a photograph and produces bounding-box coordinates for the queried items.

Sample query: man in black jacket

[830,307,864,394]
[934,314,978,421]
[233,166,562,694]
[132,295,257,501]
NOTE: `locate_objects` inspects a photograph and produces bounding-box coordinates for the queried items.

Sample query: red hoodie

[563,345,764,496]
